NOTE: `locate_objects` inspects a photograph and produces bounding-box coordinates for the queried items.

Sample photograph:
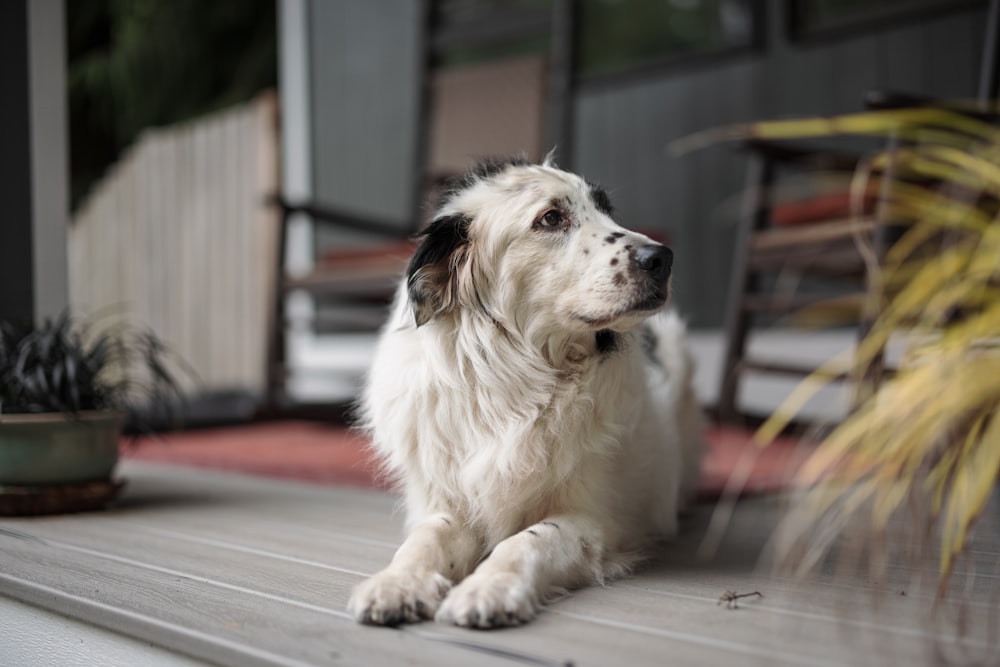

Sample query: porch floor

[2,460,997,666]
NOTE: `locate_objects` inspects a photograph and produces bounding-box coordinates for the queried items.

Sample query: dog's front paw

[435,571,539,629]
[348,569,452,626]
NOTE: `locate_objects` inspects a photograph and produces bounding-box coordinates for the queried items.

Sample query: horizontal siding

[574,4,988,327]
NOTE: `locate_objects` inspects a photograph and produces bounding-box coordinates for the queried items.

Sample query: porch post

[0,0,69,326]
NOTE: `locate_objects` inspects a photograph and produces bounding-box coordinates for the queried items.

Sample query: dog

[347,156,703,629]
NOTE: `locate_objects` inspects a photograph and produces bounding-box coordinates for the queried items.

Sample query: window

[789,0,984,40]
[432,0,553,67]
[576,0,758,79]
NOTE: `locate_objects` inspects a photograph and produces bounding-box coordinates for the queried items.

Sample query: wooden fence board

[68,92,280,395]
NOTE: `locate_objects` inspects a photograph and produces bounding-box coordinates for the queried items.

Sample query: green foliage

[68,0,277,208]
[0,312,185,416]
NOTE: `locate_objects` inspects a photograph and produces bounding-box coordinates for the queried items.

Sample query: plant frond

[707,103,1000,597]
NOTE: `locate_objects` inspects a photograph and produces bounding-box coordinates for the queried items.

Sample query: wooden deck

[2,461,997,666]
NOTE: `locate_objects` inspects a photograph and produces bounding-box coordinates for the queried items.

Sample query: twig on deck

[718,590,763,609]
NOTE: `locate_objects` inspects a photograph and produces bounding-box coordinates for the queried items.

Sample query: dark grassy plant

[0,312,185,417]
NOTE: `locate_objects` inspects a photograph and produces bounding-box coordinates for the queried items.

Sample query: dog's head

[406,156,673,335]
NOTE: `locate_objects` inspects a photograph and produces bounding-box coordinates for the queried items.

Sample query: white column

[278,0,314,275]
[277,0,320,401]
[29,0,69,322]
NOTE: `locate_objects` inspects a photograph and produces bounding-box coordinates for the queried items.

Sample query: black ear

[406,215,470,326]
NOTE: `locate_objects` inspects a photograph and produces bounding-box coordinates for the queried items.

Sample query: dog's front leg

[436,514,602,628]
[348,513,479,626]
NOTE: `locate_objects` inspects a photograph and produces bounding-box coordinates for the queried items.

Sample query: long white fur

[347,158,704,628]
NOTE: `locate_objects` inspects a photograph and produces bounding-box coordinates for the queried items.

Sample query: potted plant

[0,312,184,515]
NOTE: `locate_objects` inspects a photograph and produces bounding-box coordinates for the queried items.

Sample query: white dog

[348,156,703,629]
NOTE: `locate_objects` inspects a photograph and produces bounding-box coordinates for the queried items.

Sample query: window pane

[790,0,981,38]
[577,0,757,77]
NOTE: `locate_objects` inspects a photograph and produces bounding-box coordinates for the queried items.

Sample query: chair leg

[262,205,291,414]
[851,134,900,411]
[717,154,774,422]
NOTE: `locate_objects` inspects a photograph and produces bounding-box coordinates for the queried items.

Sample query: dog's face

[407,158,672,334]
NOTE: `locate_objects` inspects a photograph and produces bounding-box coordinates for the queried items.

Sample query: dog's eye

[535,209,567,231]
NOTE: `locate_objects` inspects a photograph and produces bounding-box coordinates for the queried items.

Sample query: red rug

[123,421,807,500]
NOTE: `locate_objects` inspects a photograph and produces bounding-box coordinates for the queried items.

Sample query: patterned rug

[123,421,808,501]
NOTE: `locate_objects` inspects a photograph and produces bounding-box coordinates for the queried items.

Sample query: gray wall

[573,3,988,327]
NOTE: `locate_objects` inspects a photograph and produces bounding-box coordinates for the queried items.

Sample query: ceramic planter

[0,411,123,486]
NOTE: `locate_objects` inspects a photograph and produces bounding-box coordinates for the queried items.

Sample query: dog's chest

[419,362,632,527]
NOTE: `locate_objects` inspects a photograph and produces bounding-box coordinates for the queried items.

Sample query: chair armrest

[864,90,998,123]
[266,195,411,240]
[739,139,861,172]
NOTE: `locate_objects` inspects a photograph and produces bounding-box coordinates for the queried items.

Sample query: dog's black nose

[632,244,673,284]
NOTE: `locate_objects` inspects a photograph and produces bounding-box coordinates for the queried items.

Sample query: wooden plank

[559,580,996,666]
[0,554,517,667]
[741,292,865,314]
[740,358,846,379]
[0,595,208,667]
[177,122,198,387]
[0,505,833,667]
[0,515,833,666]
[20,517,396,580]
[751,218,876,252]
[3,462,997,666]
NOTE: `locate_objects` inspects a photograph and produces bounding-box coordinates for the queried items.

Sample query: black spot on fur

[588,182,614,216]
[610,257,618,266]
[596,329,620,355]
[542,521,560,530]
[613,272,626,286]
[640,323,662,368]
[407,215,471,326]
[527,529,539,537]
[438,155,531,208]
[604,232,625,245]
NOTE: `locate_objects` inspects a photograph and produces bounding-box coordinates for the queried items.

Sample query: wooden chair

[717,0,1000,425]
[261,1,574,412]
[717,124,1000,424]
[715,138,883,423]
[715,109,998,424]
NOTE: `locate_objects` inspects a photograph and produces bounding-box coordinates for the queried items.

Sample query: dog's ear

[406,215,470,327]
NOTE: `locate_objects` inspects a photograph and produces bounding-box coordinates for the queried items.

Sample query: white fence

[68,91,280,395]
